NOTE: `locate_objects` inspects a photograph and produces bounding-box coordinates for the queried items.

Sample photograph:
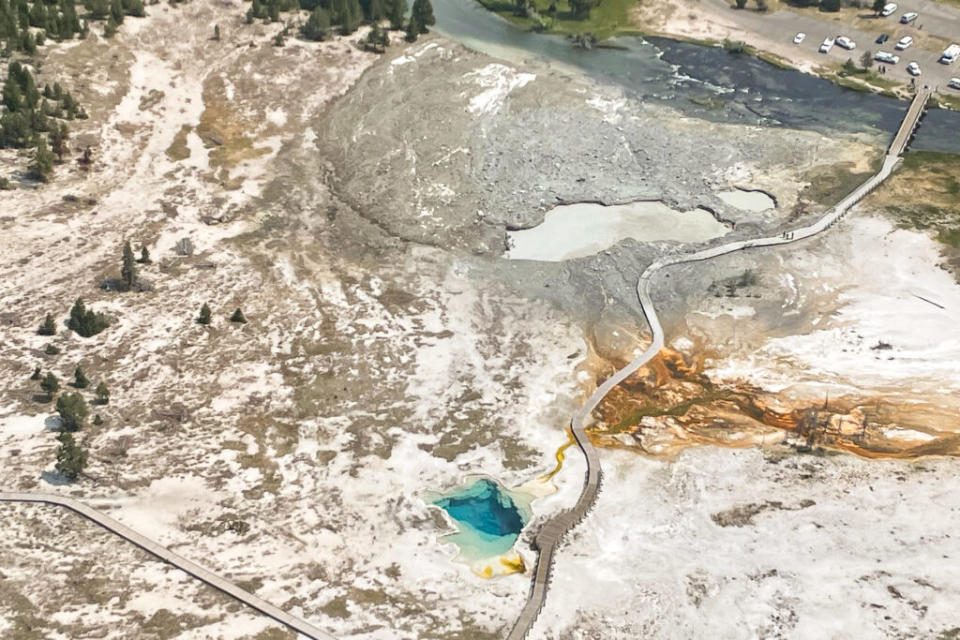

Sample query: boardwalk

[0,492,336,640]
[505,88,930,640]
[0,92,930,640]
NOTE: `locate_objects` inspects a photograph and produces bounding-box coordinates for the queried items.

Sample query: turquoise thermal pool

[430,478,533,561]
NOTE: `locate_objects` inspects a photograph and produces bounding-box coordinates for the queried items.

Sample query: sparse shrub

[93,413,103,426]
[30,366,42,380]
[198,303,212,325]
[44,343,60,355]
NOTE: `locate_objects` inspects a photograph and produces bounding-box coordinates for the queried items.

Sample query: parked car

[793,32,806,44]
[900,11,918,23]
[836,36,856,50]
[906,62,921,75]
[876,33,890,44]
[820,37,835,53]
[880,3,897,16]
[949,77,960,89]
[941,44,960,64]
[896,36,913,50]
[875,51,901,64]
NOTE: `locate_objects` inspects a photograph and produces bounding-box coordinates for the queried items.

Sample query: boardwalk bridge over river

[0,89,934,640]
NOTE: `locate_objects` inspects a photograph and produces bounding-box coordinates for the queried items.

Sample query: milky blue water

[432,478,532,560]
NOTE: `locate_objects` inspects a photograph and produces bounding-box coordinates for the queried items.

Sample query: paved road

[0,492,337,640]
[505,89,930,640]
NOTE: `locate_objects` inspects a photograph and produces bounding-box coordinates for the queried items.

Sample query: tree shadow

[40,470,72,486]
[43,415,62,431]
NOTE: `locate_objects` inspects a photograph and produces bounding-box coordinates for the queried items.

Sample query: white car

[950,77,960,89]
[896,36,913,50]
[880,2,897,16]
[906,61,921,75]
[836,36,856,50]
[900,11,918,23]
[793,32,806,44]
[820,37,835,53]
[875,51,901,64]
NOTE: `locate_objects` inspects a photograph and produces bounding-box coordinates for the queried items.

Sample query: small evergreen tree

[214,24,221,40]
[28,138,55,181]
[121,240,137,290]
[55,432,87,480]
[67,298,110,337]
[93,413,103,425]
[44,343,61,355]
[104,16,117,38]
[229,308,247,323]
[95,381,109,405]
[38,313,57,335]
[40,372,60,398]
[138,245,151,264]
[302,7,330,40]
[49,123,69,162]
[30,366,42,380]
[388,0,407,29]
[404,15,420,41]
[411,0,434,30]
[198,303,212,325]
[56,392,88,431]
[74,364,89,389]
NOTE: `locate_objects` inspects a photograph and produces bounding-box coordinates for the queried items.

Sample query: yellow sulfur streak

[541,429,576,481]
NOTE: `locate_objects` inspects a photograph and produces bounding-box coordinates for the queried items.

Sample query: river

[431,0,960,152]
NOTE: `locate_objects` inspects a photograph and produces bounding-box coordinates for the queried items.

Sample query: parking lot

[703,0,960,92]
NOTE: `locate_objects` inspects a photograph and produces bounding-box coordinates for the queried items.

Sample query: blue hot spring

[431,478,532,560]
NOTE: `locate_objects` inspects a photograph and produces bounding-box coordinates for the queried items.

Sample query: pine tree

[214,24,221,40]
[93,413,103,425]
[56,392,88,431]
[40,372,60,398]
[49,122,68,162]
[302,7,330,40]
[404,14,420,41]
[28,138,55,181]
[411,0,433,30]
[121,240,137,290]
[229,308,247,323]
[388,0,406,29]
[30,366,42,380]
[198,303,212,325]
[38,313,57,335]
[68,297,110,337]
[104,16,117,38]
[55,431,87,480]
[138,245,150,264]
[74,364,89,389]
[95,381,109,405]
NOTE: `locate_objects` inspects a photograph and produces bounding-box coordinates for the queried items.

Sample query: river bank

[471,0,960,108]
